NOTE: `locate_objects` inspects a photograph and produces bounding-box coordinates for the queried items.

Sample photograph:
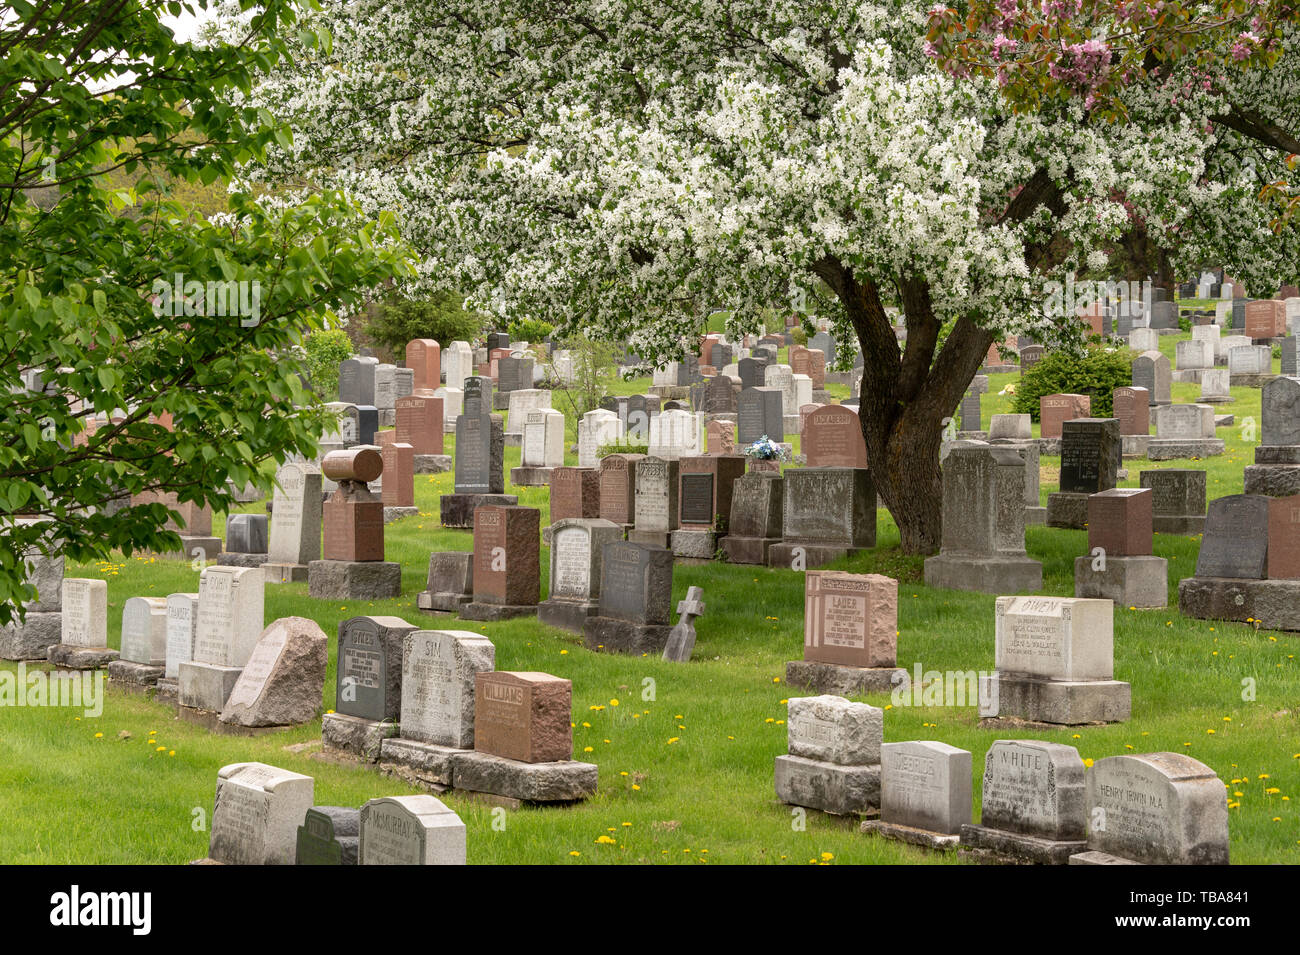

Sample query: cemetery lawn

[2,333,1297,864]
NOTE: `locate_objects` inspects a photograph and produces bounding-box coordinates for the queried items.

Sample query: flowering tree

[0,0,407,620]
[246,0,1299,552]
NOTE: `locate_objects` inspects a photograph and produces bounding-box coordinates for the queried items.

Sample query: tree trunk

[814,260,994,555]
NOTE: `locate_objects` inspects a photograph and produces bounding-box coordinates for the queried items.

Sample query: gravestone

[324,615,419,758]
[1047,418,1121,529]
[702,375,737,415]
[442,412,516,528]
[768,468,876,569]
[647,408,703,460]
[510,407,565,487]
[208,762,313,865]
[1018,344,1045,372]
[263,462,322,583]
[629,456,679,548]
[398,629,496,748]
[461,376,491,419]
[803,406,867,468]
[177,566,265,712]
[107,595,167,688]
[359,795,466,866]
[720,473,783,564]
[296,806,359,866]
[924,446,1042,594]
[220,617,328,728]
[225,514,268,555]
[1148,403,1224,460]
[538,518,625,632]
[395,394,445,456]
[549,467,601,523]
[577,408,622,469]
[1039,393,1090,439]
[672,454,746,558]
[1198,368,1232,403]
[786,571,908,697]
[380,442,416,510]
[598,453,643,527]
[443,342,474,392]
[861,741,971,847]
[1192,494,1270,579]
[1268,494,1300,579]
[1139,468,1206,535]
[474,671,573,763]
[662,586,705,662]
[461,505,540,620]
[736,387,784,445]
[583,541,675,654]
[162,592,199,685]
[774,695,883,816]
[311,449,402,599]
[1072,754,1228,865]
[1075,488,1166,609]
[981,596,1130,724]
[416,552,475,614]
[338,357,377,406]
[705,418,736,455]
[1131,351,1172,405]
[960,740,1087,864]
[987,413,1032,441]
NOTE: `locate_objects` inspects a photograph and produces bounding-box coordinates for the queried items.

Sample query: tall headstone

[209,762,313,865]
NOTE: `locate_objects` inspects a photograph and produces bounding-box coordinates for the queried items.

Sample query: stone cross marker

[662,586,705,662]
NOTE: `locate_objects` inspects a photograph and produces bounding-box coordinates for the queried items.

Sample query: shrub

[596,439,649,458]
[507,317,555,342]
[303,328,354,401]
[1012,343,1135,420]
[364,292,485,357]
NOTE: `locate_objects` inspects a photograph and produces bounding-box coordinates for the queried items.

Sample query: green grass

[1,335,1297,864]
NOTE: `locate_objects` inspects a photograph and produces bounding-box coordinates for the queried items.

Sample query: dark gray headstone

[337,615,416,722]
[338,358,376,406]
[737,387,783,445]
[1281,338,1297,377]
[1195,494,1269,578]
[702,376,737,415]
[498,356,534,394]
[1149,301,1179,330]
[226,514,268,554]
[453,413,505,494]
[809,332,835,367]
[1232,300,1246,329]
[296,806,360,866]
[486,332,511,352]
[356,406,379,446]
[1059,418,1121,494]
[598,541,673,625]
[462,376,491,419]
[680,473,715,525]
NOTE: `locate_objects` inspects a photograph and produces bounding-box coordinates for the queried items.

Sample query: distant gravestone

[803,406,867,468]
[549,466,601,522]
[597,541,672,625]
[226,514,268,554]
[1058,418,1121,494]
[120,596,168,665]
[164,593,199,680]
[1131,351,1172,405]
[267,462,322,569]
[1194,494,1270,578]
[453,413,505,494]
[220,616,328,728]
[296,806,359,866]
[662,586,705,662]
[803,571,896,668]
[736,387,784,445]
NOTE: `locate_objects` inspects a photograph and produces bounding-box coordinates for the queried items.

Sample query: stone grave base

[768,542,866,571]
[1046,492,1090,529]
[1229,373,1275,388]
[582,616,673,655]
[959,824,1087,865]
[216,552,268,568]
[153,677,178,705]
[383,506,419,523]
[1033,437,1062,456]
[458,601,538,622]
[261,561,309,583]
[1171,369,1206,384]
[1255,446,1300,465]
[439,492,518,528]
[413,454,452,474]
[671,528,717,560]
[175,704,286,736]
[1074,555,1168,609]
[923,554,1042,595]
[648,385,691,400]
[307,560,402,599]
[1146,438,1225,460]
[46,644,118,669]
[860,819,960,850]
[980,363,1019,375]
[107,659,164,688]
[0,611,61,660]
[454,751,599,804]
[322,711,397,762]
[1025,505,1047,525]
[416,590,472,613]
[784,660,908,697]
[1244,464,1300,497]
[981,674,1131,724]
[1152,515,1205,535]
[774,754,880,816]
[1068,850,1142,865]
[825,371,854,387]
[956,430,988,441]
[1178,576,1300,631]
[628,529,671,548]
[1214,414,1234,427]
[537,598,599,633]
[720,535,780,565]
[178,660,241,712]
[155,535,222,561]
[380,739,598,803]
[1121,434,1150,459]
[509,465,554,486]
[1198,393,1234,404]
